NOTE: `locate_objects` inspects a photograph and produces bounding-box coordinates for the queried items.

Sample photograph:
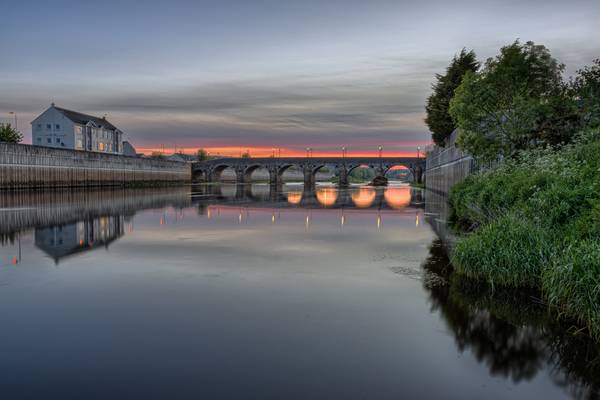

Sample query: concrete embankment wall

[0,143,191,189]
[424,142,475,243]
[425,144,475,197]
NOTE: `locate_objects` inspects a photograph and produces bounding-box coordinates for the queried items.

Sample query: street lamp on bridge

[417,146,421,159]
[341,146,346,160]
[8,112,17,130]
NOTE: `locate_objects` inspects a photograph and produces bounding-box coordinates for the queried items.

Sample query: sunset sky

[1,0,599,156]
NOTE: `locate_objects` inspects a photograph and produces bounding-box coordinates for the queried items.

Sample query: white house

[31,103,124,154]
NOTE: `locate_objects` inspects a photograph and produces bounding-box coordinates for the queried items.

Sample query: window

[37,124,42,129]
[37,137,41,142]
[55,124,60,130]
[99,143,105,151]
[75,126,82,134]
[56,138,61,143]
[76,139,83,149]
[46,124,51,130]
[47,138,51,143]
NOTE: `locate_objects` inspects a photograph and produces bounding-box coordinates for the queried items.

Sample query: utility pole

[8,112,17,130]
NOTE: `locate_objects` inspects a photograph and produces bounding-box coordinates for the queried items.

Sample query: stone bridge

[192,157,425,186]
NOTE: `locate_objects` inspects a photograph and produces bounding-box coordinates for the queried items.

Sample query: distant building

[122,141,137,157]
[31,103,124,154]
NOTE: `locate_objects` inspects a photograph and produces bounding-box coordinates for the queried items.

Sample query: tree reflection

[421,240,600,398]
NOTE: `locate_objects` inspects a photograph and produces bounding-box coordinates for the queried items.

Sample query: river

[0,183,598,399]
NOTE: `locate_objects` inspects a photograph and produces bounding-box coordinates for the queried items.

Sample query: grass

[448,127,600,340]
[451,213,553,288]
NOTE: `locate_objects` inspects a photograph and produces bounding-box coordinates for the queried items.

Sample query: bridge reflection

[192,183,423,210]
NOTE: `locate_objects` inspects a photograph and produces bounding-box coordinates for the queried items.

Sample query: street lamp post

[417,146,421,159]
[8,112,17,130]
[306,147,312,158]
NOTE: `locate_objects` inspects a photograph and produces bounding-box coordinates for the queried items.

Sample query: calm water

[0,184,598,399]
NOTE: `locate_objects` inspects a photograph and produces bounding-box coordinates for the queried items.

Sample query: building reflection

[35,216,125,264]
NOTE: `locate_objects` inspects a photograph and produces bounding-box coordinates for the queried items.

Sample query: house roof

[54,106,119,131]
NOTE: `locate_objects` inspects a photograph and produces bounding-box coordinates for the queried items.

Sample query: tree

[450,40,568,161]
[425,49,479,146]
[571,59,600,129]
[197,148,209,161]
[0,124,23,143]
[241,151,251,158]
[150,151,164,159]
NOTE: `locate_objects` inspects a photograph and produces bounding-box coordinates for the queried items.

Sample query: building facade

[31,103,124,154]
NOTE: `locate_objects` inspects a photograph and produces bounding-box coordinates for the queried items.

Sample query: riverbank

[448,128,600,340]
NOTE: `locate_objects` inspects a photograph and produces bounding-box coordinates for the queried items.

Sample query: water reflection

[0,185,421,265]
[421,239,600,399]
[190,183,419,210]
[351,187,377,208]
[286,190,303,205]
[35,216,125,264]
[315,187,338,207]
[384,186,412,209]
[0,184,598,398]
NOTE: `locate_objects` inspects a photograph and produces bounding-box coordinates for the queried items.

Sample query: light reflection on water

[0,184,597,399]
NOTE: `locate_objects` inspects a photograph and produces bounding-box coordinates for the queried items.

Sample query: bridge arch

[211,164,237,182]
[383,164,414,182]
[243,164,270,183]
[277,163,302,178]
[306,163,337,185]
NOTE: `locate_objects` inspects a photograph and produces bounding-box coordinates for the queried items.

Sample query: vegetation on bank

[425,40,600,339]
[449,128,600,339]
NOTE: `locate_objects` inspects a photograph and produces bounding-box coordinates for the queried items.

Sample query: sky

[1,0,599,156]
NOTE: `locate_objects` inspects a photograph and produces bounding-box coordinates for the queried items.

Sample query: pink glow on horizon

[136,143,431,158]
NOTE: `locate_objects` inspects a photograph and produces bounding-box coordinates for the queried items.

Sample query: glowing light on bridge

[316,188,338,207]
[384,186,411,209]
[351,187,376,208]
